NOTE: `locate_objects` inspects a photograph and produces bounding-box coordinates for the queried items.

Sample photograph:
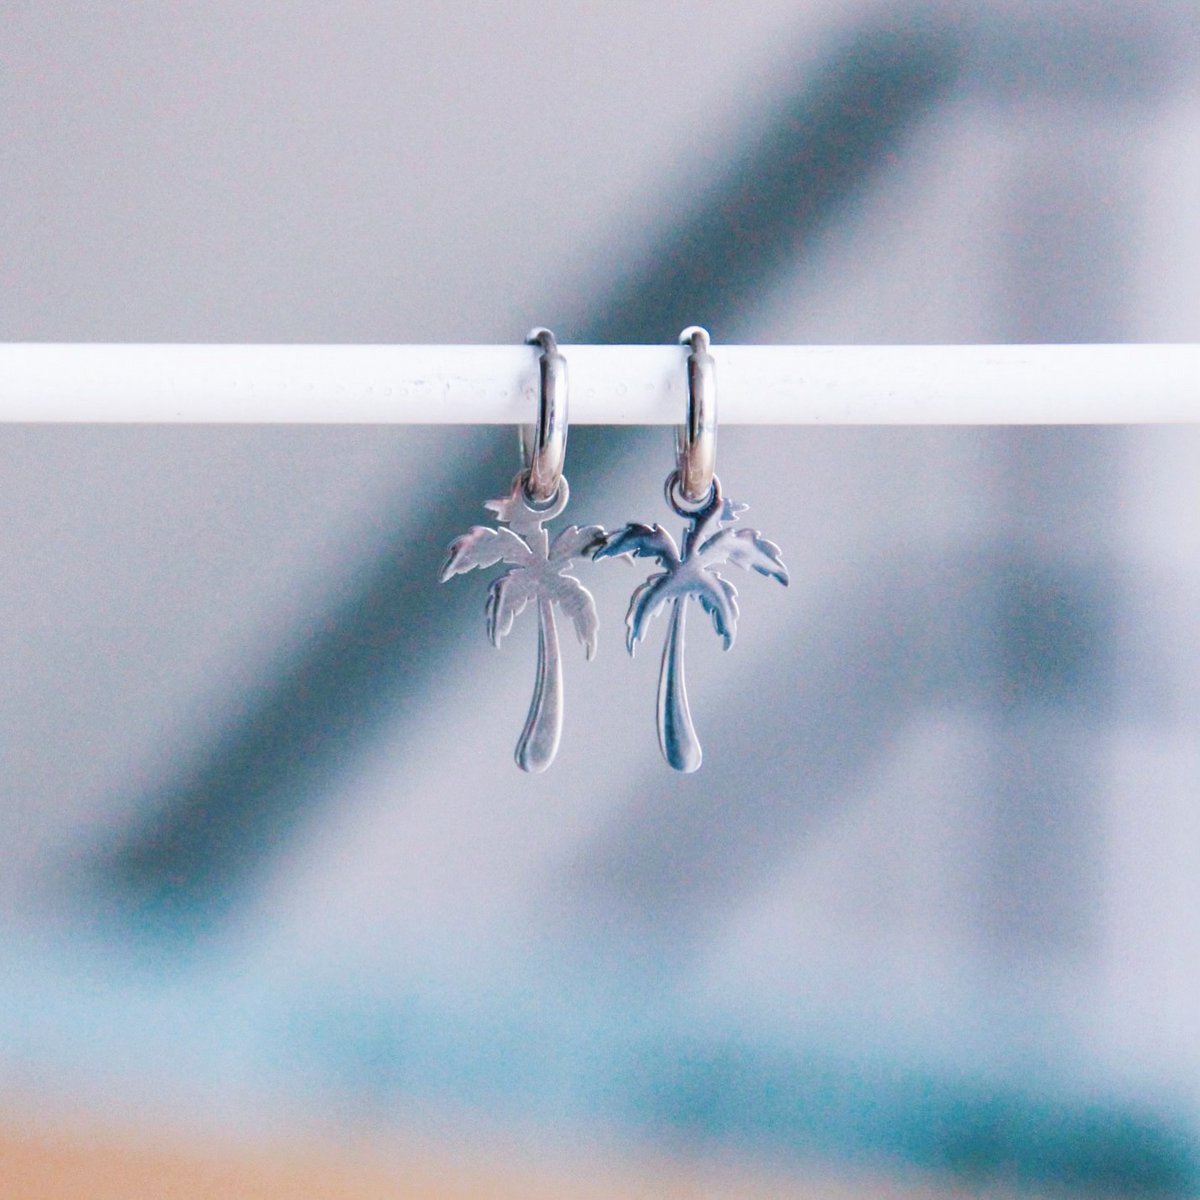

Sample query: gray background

[3,1,1200,1193]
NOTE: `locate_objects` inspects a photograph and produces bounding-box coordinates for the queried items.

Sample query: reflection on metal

[596,473,788,772]
[675,327,716,502]
[520,328,568,502]
[440,474,605,772]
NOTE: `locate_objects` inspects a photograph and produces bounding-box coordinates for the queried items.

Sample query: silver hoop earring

[594,327,789,773]
[440,328,606,772]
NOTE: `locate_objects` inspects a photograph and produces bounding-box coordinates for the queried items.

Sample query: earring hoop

[675,326,717,505]
[520,327,568,504]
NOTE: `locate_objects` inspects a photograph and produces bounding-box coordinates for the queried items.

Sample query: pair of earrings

[440,327,789,773]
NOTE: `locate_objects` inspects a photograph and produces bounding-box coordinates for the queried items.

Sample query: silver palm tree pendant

[595,473,788,773]
[440,474,604,773]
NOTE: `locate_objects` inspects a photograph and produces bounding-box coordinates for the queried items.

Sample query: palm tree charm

[595,474,788,772]
[440,474,604,773]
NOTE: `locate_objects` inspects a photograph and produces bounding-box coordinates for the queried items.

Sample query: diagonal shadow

[95,18,963,935]
[577,20,963,344]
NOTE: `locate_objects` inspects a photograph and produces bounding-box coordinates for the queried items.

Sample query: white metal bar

[0,343,1196,424]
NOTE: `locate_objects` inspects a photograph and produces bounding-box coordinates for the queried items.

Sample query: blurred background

[3,1,1200,1196]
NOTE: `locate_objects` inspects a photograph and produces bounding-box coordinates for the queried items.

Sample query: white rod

[0,343,1196,424]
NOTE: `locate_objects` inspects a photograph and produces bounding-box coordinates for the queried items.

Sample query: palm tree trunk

[657,598,702,772]
[515,595,562,772]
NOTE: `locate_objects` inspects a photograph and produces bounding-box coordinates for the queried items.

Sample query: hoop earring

[440,329,606,772]
[594,327,789,772]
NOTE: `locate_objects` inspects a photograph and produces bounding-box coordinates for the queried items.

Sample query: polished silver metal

[676,325,717,504]
[521,327,568,503]
[595,472,788,772]
[440,472,604,773]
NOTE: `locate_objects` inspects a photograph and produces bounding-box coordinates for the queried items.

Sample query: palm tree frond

[548,573,600,659]
[696,527,789,584]
[691,496,749,550]
[549,524,607,564]
[440,525,531,580]
[482,491,527,526]
[626,572,675,655]
[485,569,535,646]
[595,523,679,568]
[695,572,740,649]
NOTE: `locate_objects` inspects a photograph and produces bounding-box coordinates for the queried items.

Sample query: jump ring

[675,325,716,504]
[520,327,568,504]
